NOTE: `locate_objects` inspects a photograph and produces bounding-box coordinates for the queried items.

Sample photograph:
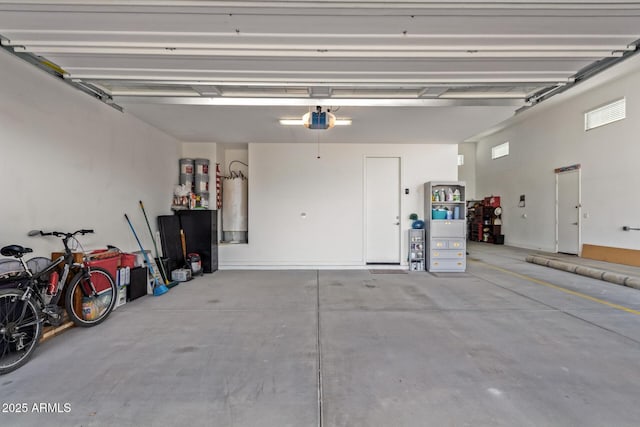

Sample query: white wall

[0,49,180,257]
[217,144,248,177]
[474,59,640,252]
[182,142,217,167]
[458,142,477,200]
[220,143,457,267]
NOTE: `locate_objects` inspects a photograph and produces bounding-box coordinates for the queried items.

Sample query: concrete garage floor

[2,243,640,426]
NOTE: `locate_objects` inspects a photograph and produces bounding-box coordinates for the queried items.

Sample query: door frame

[363,155,403,264]
[555,166,582,255]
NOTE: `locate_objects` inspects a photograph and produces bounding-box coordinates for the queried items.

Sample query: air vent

[585,98,626,131]
[491,142,509,160]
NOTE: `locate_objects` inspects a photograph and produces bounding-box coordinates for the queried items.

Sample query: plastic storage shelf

[408,228,425,271]
[424,181,467,272]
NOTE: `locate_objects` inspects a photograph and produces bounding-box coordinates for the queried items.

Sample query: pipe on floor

[525,255,640,290]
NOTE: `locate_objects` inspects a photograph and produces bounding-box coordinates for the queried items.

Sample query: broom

[124,213,169,296]
[139,201,179,288]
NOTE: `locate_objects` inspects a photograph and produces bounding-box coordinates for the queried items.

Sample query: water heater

[222,175,248,242]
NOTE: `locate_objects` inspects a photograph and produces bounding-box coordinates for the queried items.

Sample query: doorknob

[394,222,400,225]
[572,222,578,225]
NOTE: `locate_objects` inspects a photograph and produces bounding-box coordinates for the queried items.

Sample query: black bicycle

[0,229,117,374]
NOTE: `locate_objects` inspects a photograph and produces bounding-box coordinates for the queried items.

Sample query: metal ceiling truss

[525,37,640,107]
[0,36,122,111]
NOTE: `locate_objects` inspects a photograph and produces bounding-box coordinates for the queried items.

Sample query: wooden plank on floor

[40,313,74,343]
[582,244,640,267]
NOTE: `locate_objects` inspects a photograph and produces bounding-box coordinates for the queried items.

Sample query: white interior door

[557,170,580,254]
[365,157,401,263]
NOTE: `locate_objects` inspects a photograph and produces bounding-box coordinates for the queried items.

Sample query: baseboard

[582,244,640,267]
[489,240,556,253]
[219,264,406,270]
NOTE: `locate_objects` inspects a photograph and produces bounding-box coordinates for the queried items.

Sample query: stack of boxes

[115,253,136,308]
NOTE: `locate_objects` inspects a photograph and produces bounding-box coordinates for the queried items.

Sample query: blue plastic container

[412,220,425,229]
[432,209,447,220]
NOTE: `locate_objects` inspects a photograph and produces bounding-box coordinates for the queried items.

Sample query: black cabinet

[176,210,218,273]
[157,215,183,273]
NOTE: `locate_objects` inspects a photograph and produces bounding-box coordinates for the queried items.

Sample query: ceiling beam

[112,96,524,107]
[2,30,638,40]
[308,87,333,98]
[11,45,626,59]
[60,69,579,85]
[68,78,570,86]
[4,40,635,52]
[191,85,222,96]
[2,1,640,11]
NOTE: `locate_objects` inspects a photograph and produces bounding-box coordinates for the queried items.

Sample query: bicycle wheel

[0,289,42,375]
[65,267,117,327]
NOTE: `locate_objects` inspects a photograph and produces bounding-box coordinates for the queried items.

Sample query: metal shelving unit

[408,228,425,271]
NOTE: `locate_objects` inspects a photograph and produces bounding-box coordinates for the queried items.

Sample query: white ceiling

[0,1,638,143]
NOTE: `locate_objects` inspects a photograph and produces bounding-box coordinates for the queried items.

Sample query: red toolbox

[86,254,119,293]
[120,253,137,269]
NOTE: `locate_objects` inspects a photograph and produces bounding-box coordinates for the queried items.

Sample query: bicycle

[0,229,117,374]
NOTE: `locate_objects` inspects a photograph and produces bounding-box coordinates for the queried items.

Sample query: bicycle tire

[65,267,117,327]
[0,289,43,375]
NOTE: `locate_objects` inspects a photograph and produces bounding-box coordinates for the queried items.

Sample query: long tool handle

[180,229,188,268]
[124,213,160,288]
[139,201,170,284]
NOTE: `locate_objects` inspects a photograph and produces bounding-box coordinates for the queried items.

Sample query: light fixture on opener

[279,106,352,129]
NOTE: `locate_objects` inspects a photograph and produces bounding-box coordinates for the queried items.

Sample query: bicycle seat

[1,245,33,258]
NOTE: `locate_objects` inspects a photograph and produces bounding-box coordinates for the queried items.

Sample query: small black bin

[127,266,148,301]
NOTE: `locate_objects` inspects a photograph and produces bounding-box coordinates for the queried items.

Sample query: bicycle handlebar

[28,229,95,238]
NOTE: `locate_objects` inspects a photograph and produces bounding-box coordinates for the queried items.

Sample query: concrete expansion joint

[525,254,640,290]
